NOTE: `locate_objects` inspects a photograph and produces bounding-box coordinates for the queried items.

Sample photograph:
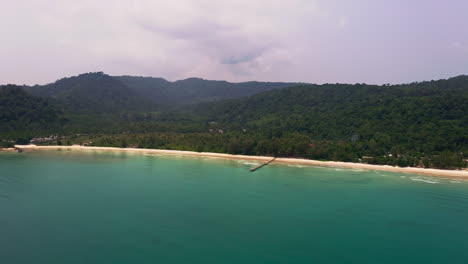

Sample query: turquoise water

[1,151,468,263]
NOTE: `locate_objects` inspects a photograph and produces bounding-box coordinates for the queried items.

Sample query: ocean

[1,150,467,263]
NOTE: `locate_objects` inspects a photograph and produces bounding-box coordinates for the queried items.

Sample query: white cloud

[339,17,348,28]
[0,0,321,84]
[450,41,463,48]
[1,0,468,85]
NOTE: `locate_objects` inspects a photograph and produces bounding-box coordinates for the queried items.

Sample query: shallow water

[1,151,468,263]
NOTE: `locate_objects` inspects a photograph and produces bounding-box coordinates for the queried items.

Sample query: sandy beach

[0,148,20,153]
[13,145,468,179]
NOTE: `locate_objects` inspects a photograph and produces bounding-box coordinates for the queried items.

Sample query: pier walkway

[249,157,276,172]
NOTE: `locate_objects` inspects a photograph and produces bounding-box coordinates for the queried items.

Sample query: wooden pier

[249,157,276,172]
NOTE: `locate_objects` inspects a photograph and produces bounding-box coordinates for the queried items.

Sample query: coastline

[0,148,20,153]
[14,145,468,179]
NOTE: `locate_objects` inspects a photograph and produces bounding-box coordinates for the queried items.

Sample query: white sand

[14,145,468,178]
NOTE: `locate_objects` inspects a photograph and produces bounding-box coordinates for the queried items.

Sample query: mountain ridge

[1,73,467,169]
[21,72,301,110]
[24,72,155,113]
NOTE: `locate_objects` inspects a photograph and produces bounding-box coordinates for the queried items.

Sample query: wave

[287,165,308,168]
[410,177,439,184]
[242,162,261,166]
[449,180,463,184]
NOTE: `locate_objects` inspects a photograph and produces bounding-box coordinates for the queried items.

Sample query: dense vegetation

[25,73,156,113]
[0,85,65,139]
[116,75,299,106]
[25,72,298,110]
[192,76,468,168]
[62,132,466,169]
[1,73,467,169]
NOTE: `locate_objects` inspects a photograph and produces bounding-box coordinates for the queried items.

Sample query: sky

[1,0,468,85]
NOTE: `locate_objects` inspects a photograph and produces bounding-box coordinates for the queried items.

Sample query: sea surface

[1,150,467,263]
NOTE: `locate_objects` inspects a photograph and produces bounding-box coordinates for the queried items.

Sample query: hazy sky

[2,0,468,85]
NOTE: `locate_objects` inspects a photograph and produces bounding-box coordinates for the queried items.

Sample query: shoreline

[13,145,468,179]
[0,148,19,153]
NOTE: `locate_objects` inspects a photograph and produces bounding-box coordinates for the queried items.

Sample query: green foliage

[0,140,14,148]
[0,85,63,137]
[2,75,467,169]
[15,138,30,145]
[23,72,297,112]
[25,72,156,113]
[116,76,299,106]
[191,76,468,168]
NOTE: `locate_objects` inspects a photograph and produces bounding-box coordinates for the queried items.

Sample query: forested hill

[2,74,467,169]
[115,75,300,105]
[24,72,155,113]
[23,72,299,112]
[0,85,64,137]
[194,75,468,164]
[197,75,468,135]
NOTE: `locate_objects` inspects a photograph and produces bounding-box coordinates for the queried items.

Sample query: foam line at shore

[14,145,468,178]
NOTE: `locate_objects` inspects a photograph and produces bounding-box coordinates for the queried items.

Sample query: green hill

[23,73,299,112]
[2,73,467,169]
[25,72,156,113]
[115,75,299,106]
[0,85,64,137]
[193,76,468,167]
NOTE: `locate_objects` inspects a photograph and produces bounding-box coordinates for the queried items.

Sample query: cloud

[135,18,273,63]
[450,41,463,49]
[450,41,465,49]
[339,17,348,28]
[132,8,292,79]
[1,0,468,85]
[221,54,262,65]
